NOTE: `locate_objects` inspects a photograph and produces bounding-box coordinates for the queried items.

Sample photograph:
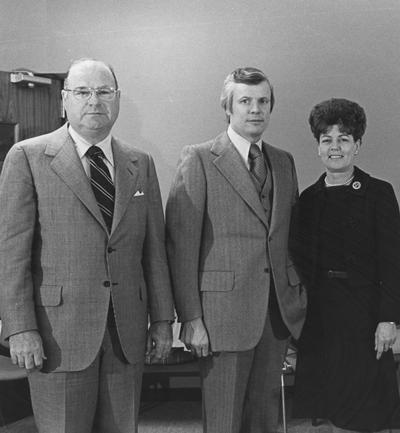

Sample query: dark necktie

[86,146,115,232]
[248,143,267,186]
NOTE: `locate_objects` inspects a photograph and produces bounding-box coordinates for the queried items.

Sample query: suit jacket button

[264,268,269,273]
[107,247,114,253]
[103,281,111,287]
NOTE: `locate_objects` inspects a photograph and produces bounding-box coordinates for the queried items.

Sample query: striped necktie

[248,143,267,186]
[86,146,115,232]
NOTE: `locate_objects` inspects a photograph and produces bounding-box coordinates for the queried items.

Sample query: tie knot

[86,145,105,159]
[248,143,262,160]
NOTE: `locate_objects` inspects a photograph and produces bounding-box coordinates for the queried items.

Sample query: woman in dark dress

[292,98,400,432]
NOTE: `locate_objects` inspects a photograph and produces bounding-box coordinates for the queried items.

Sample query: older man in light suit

[0,59,174,433]
[166,67,307,433]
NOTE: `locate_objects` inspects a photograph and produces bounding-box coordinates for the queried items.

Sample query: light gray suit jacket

[166,131,306,351]
[0,124,174,372]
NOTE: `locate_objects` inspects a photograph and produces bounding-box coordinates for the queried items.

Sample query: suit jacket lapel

[46,126,106,231]
[212,132,269,229]
[111,138,139,233]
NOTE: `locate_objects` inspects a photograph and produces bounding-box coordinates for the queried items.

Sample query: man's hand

[180,317,211,357]
[9,330,46,371]
[375,322,397,360]
[146,321,173,363]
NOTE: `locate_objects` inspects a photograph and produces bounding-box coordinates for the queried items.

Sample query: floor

[1,367,399,433]
[0,403,335,433]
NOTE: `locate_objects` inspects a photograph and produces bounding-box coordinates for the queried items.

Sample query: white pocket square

[134,190,144,197]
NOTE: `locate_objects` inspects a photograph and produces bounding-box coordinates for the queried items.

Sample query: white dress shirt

[227,124,263,170]
[68,125,115,181]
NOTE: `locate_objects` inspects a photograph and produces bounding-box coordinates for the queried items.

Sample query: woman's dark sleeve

[375,182,400,323]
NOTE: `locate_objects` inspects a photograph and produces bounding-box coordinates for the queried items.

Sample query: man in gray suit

[166,67,307,433]
[0,58,174,433]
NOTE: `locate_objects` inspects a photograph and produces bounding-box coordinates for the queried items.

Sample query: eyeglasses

[64,87,119,101]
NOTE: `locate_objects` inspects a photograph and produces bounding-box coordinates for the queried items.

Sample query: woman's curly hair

[309,98,366,142]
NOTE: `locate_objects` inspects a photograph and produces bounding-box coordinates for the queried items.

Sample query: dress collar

[309,166,370,196]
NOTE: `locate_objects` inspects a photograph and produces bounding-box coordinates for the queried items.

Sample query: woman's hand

[375,322,397,360]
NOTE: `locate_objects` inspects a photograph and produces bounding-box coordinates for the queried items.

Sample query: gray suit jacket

[166,131,306,351]
[0,124,174,372]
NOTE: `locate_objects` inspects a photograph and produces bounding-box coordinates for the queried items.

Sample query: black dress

[292,171,400,432]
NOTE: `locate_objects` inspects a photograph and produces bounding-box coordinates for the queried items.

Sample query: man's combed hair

[309,98,367,142]
[220,67,275,116]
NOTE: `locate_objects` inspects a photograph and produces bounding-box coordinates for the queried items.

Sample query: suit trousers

[199,314,287,433]
[27,320,143,433]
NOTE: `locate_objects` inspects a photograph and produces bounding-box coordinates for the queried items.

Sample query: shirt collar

[227,124,262,164]
[68,125,114,167]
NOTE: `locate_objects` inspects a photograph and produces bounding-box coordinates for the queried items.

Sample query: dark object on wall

[142,348,200,404]
[0,69,65,169]
[0,379,32,426]
[0,355,32,426]
[0,344,9,357]
[0,122,19,170]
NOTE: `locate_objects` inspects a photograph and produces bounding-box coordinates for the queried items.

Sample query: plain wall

[1,0,400,201]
